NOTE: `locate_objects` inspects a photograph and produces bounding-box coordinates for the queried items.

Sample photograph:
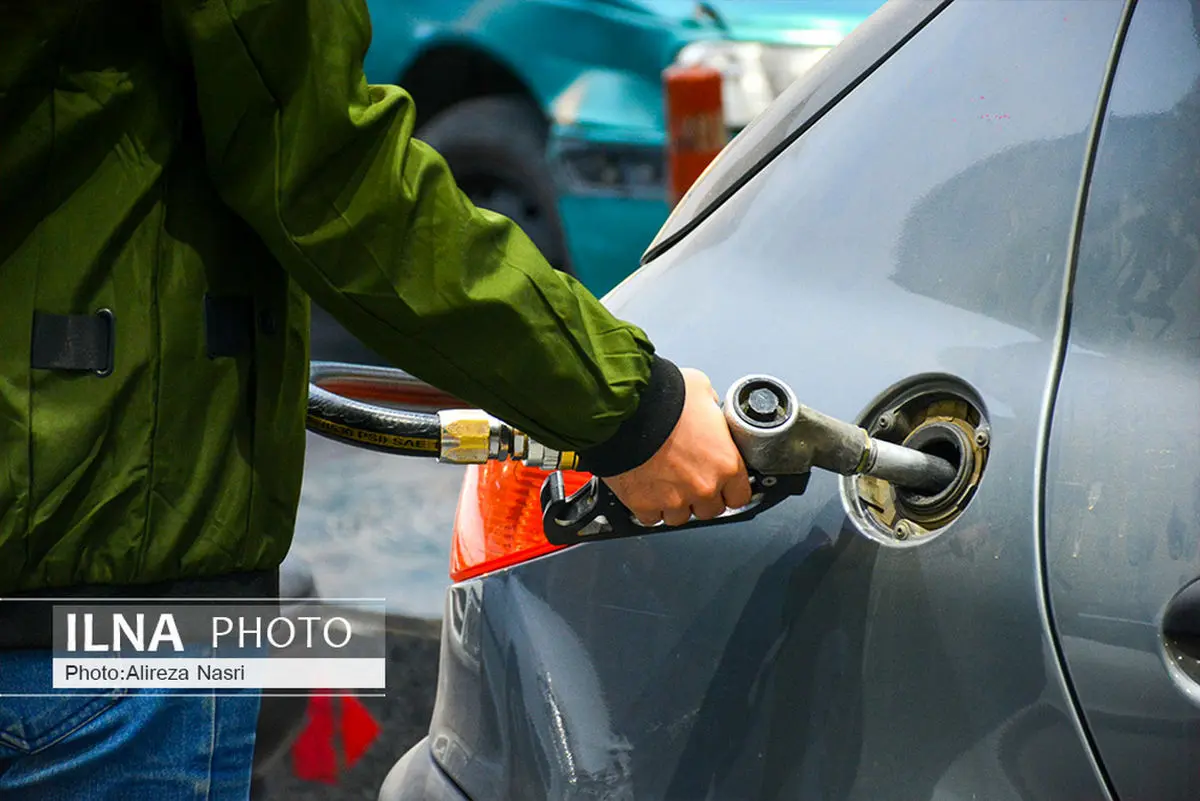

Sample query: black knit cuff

[576,355,686,477]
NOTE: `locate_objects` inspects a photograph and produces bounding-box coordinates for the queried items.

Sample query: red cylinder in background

[664,64,726,206]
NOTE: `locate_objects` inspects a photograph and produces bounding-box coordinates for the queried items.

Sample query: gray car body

[380,0,1200,798]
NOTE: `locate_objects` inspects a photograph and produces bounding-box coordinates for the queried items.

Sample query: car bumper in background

[548,134,671,296]
[557,193,671,296]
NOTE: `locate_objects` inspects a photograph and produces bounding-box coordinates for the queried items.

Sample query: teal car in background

[362,0,886,296]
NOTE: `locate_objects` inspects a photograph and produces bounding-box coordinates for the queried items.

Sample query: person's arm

[164,0,751,521]
[163,0,679,473]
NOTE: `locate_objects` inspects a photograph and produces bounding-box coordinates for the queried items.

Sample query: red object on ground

[340,695,382,768]
[291,692,383,782]
[291,695,339,784]
[664,64,726,206]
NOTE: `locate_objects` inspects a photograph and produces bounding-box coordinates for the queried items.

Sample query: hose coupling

[436,410,577,470]
[511,429,578,470]
[437,410,509,464]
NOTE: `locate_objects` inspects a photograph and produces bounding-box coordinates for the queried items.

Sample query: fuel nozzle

[724,376,957,494]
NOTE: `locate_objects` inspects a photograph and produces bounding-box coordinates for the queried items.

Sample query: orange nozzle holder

[664,64,726,206]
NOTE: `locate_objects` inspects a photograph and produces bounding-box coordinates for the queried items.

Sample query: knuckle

[629,503,654,520]
[715,463,739,486]
[666,500,692,522]
[726,484,753,508]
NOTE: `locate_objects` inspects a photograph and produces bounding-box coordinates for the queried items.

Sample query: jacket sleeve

[163,0,684,471]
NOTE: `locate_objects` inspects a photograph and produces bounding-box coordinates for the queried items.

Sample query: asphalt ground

[294,303,463,620]
[257,306,458,799]
[255,615,442,801]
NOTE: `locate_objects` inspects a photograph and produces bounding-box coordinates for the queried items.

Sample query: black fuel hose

[307,361,443,457]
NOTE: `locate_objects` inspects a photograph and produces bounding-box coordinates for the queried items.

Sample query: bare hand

[601,368,753,527]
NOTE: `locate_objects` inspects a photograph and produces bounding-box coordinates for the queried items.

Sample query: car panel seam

[1032,3,1139,800]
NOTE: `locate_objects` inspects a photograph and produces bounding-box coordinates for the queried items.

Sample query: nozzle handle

[540,470,809,545]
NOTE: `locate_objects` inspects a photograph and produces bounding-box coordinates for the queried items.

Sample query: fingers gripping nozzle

[539,375,959,544]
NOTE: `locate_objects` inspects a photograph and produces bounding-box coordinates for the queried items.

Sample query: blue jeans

[0,651,260,800]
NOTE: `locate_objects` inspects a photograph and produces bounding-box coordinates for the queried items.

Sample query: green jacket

[0,0,681,596]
